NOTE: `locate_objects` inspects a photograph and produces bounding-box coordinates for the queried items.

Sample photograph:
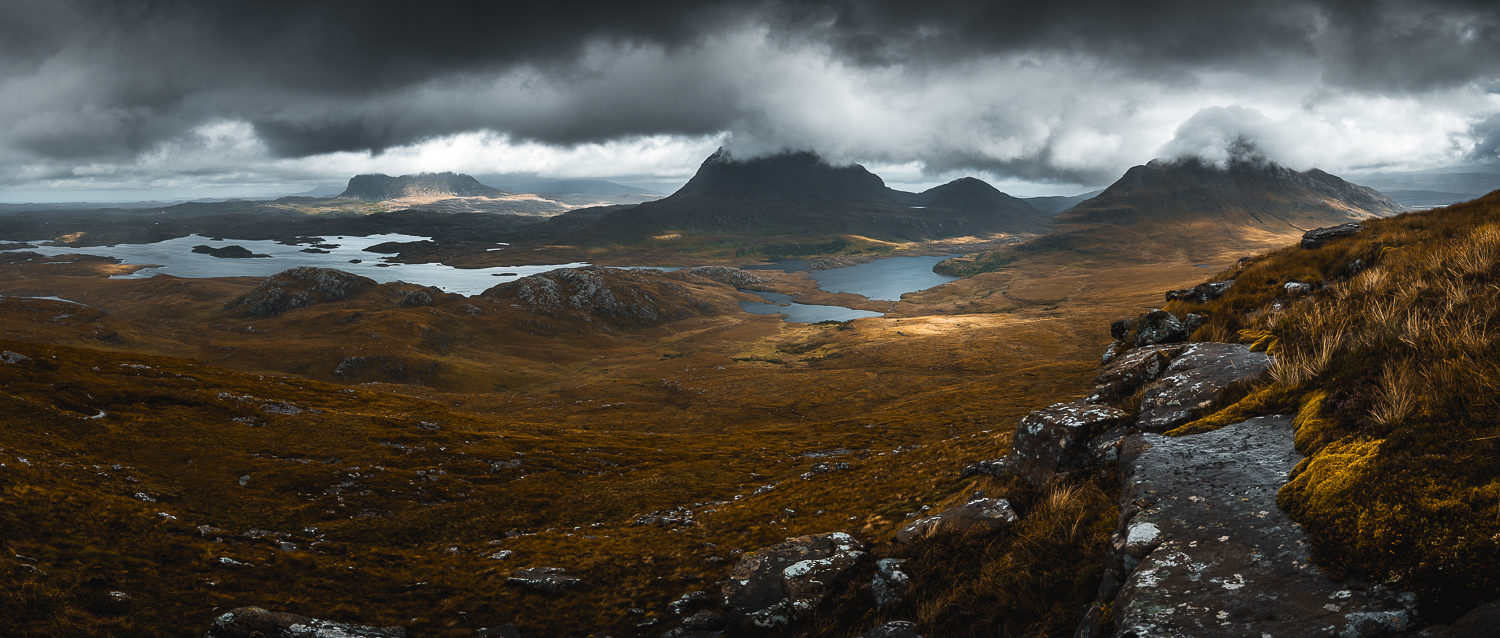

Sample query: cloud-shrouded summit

[4,0,1500,200]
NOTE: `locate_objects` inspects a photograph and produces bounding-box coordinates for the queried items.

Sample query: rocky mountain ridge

[339,172,509,201]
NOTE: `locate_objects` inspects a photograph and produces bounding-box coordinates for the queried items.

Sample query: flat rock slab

[1088,345,1186,405]
[894,497,1017,544]
[1136,343,1271,432]
[1113,416,1417,637]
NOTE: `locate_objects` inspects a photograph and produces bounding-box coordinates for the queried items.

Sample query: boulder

[721,532,865,628]
[666,590,711,616]
[869,558,910,607]
[1135,343,1271,432]
[1132,310,1186,347]
[856,621,924,638]
[205,607,405,637]
[225,267,377,318]
[894,497,1017,544]
[1100,340,1125,365]
[1006,402,1131,485]
[1283,281,1314,296]
[1110,416,1418,637]
[504,567,583,594]
[959,459,1008,478]
[1085,345,1187,405]
[1301,222,1363,249]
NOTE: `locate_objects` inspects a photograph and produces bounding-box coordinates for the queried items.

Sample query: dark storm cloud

[3,0,1500,191]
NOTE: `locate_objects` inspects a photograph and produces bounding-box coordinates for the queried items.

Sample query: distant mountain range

[549,149,1054,243]
[474,175,663,197]
[338,172,508,200]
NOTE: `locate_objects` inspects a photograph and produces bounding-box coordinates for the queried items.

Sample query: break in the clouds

[3,0,1500,200]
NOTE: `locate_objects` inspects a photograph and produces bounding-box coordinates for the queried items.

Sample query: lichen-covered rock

[204,606,405,637]
[1283,281,1314,296]
[505,567,584,594]
[856,621,925,638]
[894,497,1017,544]
[225,267,377,318]
[1006,402,1131,485]
[959,458,1008,478]
[1301,222,1363,249]
[1135,343,1271,432]
[1085,345,1187,405]
[1132,309,1186,347]
[869,558,909,606]
[397,287,443,307]
[721,532,864,628]
[1110,416,1418,637]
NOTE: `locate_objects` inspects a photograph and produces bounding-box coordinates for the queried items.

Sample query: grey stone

[666,590,710,616]
[856,620,925,638]
[1,351,27,364]
[205,607,405,637]
[894,497,1017,544]
[1006,402,1131,484]
[1136,343,1271,433]
[1301,222,1364,249]
[681,610,726,630]
[225,267,377,318]
[1101,340,1125,365]
[1284,281,1315,296]
[870,558,910,607]
[1133,310,1186,347]
[1111,417,1418,637]
[959,458,1008,478]
[721,532,864,628]
[1086,345,1187,405]
[1164,280,1235,304]
[504,567,584,595]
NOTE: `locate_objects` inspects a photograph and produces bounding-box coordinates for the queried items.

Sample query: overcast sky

[3,0,1500,201]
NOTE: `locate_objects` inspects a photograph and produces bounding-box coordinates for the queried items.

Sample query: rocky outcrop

[1301,222,1364,249]
[1132,310,1187,347]
[679,266,771,291]
[1086,345,1187,405]
[721,532,864,629]
[205,607,405,637]
[1164,280,1234,303]
[505,567,583,594]
[225,267,377,318]
[1077,416,1418,638]
[1006,402,1131,485]
[339,172,506,201]
[1135,343,1271,432]
[894,497,1017,544]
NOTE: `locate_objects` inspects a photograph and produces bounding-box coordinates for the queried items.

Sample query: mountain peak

[338,172,506,201]
[670,149,892,205]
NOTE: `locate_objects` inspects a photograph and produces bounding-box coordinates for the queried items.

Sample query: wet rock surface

[205,606,406,637]
[1007,402,1131,485]
[721,532,865,628]
[1106,417,1417,637]
[1135,343,1270,432]
[1301,222,1364,249]
[894,497,1017,544]
[504,566,584,594]
[225,267,378,318]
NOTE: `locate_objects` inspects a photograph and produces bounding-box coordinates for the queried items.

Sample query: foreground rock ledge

[1098,416,1416,637]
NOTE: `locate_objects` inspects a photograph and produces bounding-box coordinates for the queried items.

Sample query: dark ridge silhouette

[339,172,508,200]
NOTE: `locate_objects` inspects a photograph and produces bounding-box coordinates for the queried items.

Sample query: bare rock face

[680,266,770,291]
[722,532,865,629]
[1164,280,1235,304]
[1102,417,1417,638]
[894,497,1017,544]
[1135,343,1271,432]
[482,266,718,328]
[1133,310,1187,347]
[1006,402,1131,485]
[205,606,405,637]
[225,267,377,318]
[869,558,910,607]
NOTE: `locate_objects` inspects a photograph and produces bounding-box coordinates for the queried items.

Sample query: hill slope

[561,149,1052,243]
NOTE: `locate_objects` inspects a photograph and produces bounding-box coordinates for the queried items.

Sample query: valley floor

[0,242,1252,637]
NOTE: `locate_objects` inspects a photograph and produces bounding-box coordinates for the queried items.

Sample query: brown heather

[1165,191,1500,620]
